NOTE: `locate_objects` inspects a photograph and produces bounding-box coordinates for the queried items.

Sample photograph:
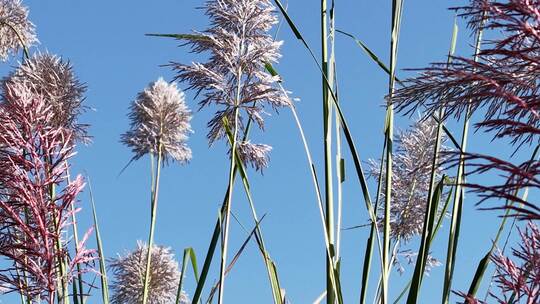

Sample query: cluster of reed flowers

[0,79,94,302]
[170,0,291,170]
[391,0,540,220]
[0,0,36,60]
[3,53,88,140]
[368,117,449,272]
[167,0,291,302]
[369,118,450,242]
[0,2,95,300]
[109,242,189,304]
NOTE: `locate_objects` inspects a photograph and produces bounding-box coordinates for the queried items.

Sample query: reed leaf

[176,248,199,304]
[87,176,109,304]
[406,178,445,303]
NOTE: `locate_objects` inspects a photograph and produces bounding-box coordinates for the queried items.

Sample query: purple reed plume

[3,53,88,141]
[169,0,291,170]
[0,0,36,61]
[390,0,540,220]
[0,82,95,302]
[457,221,540,304]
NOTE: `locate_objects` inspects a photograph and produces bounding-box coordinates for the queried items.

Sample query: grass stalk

[360,139,387,304]
[0,20,30,60]
[441,17,485,304]
[217,60,243,304]
[321,0,336,302]
[223,120,284,304]
[406,178,444,303]
[142,145,163,304]
[406,20,458,303]
[382,1,404,303]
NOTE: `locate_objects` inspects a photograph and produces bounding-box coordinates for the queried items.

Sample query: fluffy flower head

[109,242,189,304]
[3,53,88,140]
[236,141,272,172]
[171,0,291,147]
[0,81,95,301]
[368,117,450,242]
[121,78,192,164]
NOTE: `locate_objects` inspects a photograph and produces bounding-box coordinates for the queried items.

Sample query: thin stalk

[406,112,445,302]
[217,61,243,304]
[223,117,284,304]
[289,104,342,303]
[46,156,68,304]
[321,0,336,302]
[360,140,387,304]
[142,145,163,304]
[330,0,344,262]
[190,115,256,304]
[442,17,485,304]
[382,1,404,303]
[373,239,403,304]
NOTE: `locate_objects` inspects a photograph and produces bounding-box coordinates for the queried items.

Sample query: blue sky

[0,0,530,303]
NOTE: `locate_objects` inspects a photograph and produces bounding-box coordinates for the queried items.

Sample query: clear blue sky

[0,0,528,303]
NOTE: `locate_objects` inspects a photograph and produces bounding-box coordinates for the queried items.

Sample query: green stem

[441,18,485,304]
[321,0,336,302]
[142,146,163,304]
[382,1,404,303]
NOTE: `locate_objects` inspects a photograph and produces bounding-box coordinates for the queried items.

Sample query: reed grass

[1,1,539,304]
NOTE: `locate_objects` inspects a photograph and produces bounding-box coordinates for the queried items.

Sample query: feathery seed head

[0,81,95,301]
[3,53,88,140]
[121,77,192,164]
[236,141,272,172]
[171,0,290,151]
[458,221,540,303]
[109,242,189,304]
[0,0,36,61]
[368,117,451,242]
[391,0,540,219]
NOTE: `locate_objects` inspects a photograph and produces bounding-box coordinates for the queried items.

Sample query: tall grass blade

[442,17,486,304]
[191,115,259,304]
[406,178,444,303]
[87,176,109,304]
[207,217,266,303]
[382,1,404,303]
[176,248,199,304]
[335,30,397,83]
[142,149,163,304]
[405,20,458,303]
